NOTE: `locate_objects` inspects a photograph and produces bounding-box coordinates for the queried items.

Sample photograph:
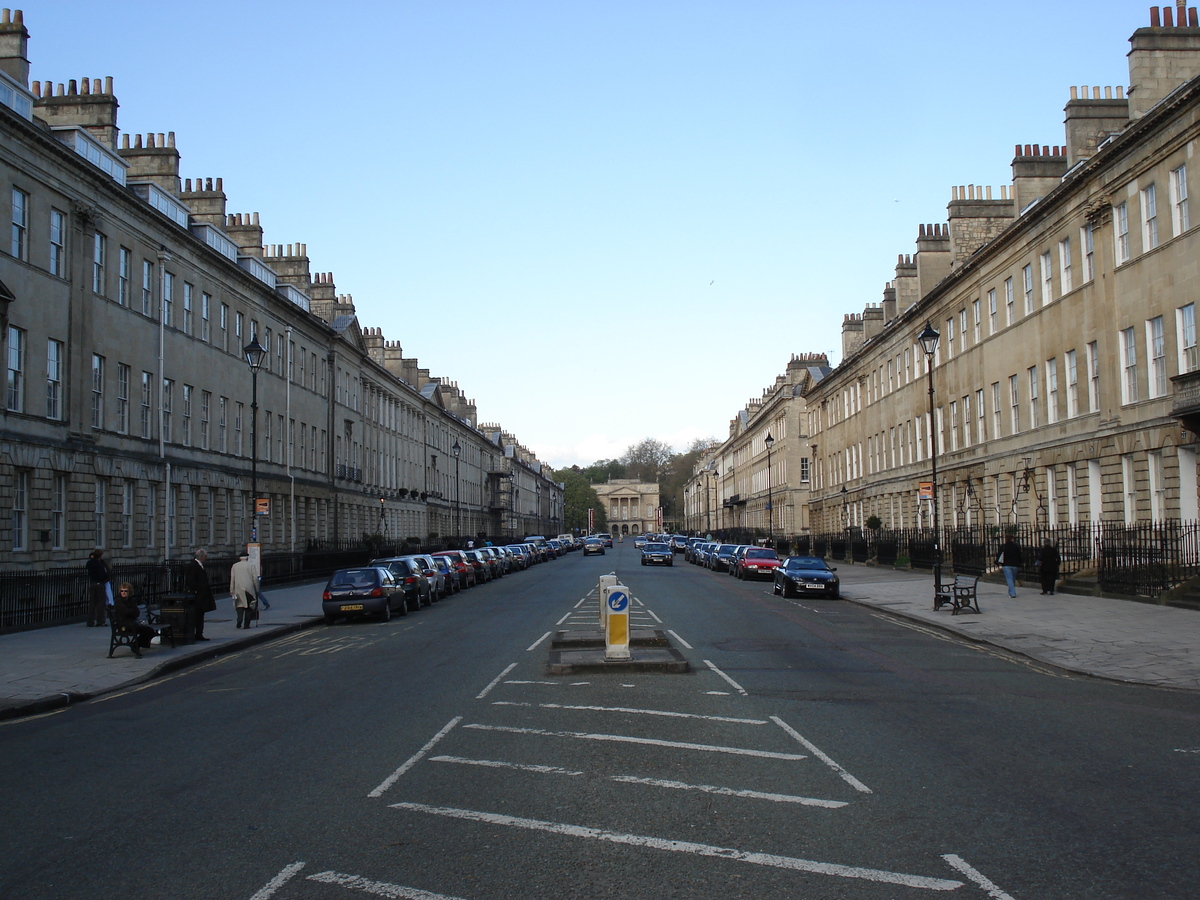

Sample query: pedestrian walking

[997,533,1024,598]
[184,548,215,641]
[1037,540,1061,595]
[85,548,111,627]
[229,554,258,629]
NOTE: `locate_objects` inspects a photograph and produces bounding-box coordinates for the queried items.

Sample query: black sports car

[773,556,839,598]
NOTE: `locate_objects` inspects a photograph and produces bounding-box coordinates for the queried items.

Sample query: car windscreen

[717,545,736,554]
[785,557,827,570]
[330,569,378,587]
[745,548,778,559]
[644,543,669,551]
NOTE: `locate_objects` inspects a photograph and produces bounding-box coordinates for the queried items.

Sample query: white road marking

[706,690,731,695]
[463,723,805,760]
[368,716,462,798]
[941,854,1016,899]
[574,596,588,608]
[644,608,663,623]
[306,870,468,899]
[555,611,573,625]
[388,802,963,891]
[491,700,766,724]
[611,775,849,808]
[249,861,306,899]
[431,755,583,775]
[476,663,518,699]
[703,659,748,695]
[526,632,552,651]
[771,716,872,794]
[667,629,693,649]
[503,680,592,686]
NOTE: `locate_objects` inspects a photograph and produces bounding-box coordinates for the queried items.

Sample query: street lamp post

[764,432,775,544]
[840,484,848,552]
[243,335,268,544]
[452,439,462,543]
[917,321,944,605]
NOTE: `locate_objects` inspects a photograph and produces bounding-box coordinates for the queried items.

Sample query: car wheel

[380,600,391,623]
[641,560,646,565]
[406,593,420,613]
[772,581,780,595]
[830,587,840,600]
[324,614,337,625]
[667,561,673,567]
[783,581,796,598]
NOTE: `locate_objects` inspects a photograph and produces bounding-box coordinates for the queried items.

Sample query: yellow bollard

[604,583,630,660]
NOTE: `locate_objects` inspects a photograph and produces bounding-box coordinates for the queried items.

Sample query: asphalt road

[2,543,1199,900]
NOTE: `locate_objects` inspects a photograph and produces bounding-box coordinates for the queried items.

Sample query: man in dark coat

[1037,540,1061,595]
[184,548,215,641]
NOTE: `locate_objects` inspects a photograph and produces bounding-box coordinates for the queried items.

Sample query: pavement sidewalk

[0,579,327,720]
[2,564,1198,722]
[832,564,1200,691]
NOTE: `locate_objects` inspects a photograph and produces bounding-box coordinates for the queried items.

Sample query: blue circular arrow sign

[607,590,628,612]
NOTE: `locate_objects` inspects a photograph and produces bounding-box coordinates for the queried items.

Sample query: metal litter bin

[158,592,196,645]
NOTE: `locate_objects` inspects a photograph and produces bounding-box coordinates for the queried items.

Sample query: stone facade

[594,479,660,536]
[805,7,1200,536]
[683,354,830,538]
[0,10,562,568]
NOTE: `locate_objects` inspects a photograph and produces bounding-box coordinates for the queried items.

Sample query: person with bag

[229,554,258,629]
[85,548,111,628]
[184,548,216,640]
[997,533,1023,598]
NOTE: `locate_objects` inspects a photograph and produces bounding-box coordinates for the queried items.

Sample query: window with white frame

[945,317,955,359]
[1009,374,1020,433]
[959,309,967,352]
[162,270,174,327]
[201,292,211,342]
[1148,450,1165,520]
[976,388,985,442]
[1087,341,1100,413]
[992,381,1002,437]
[116,363,129,433]
[12,468,28,550]
[1046,357,1059,424]
[1068,464,1079,525]
[1082,223,1095,281]
[49,209,65,277]
[1120,327,1138,404]
[121,480,134,548]
[1143,184,1158,250]
[94,478,107,548]
[973,299,981,342]
[1040,251,1053,304]
[118,246,130,306]
[1170,164,1189,234]
[91,353,104,429]
[962,394,972,446]
[51,473,66,549]
[1066,349,1079,417]
[200,390,210,449]
[235,402,244,456]
[1058,237,1072,293]
[219,396,228,453]
[1179,303,1198,374]
[988,288,997,334]
[45,339,62,420]
[1046,466,1058,526]
[1023,264,1034,315]
[1028,365,1039,428]
[1005,277,1015,324]
[162,378,173,443]
[1122,455,1137,524]
[147,483,156,549]
[10,187,28,260]
[220,302,229,351]
[183,282,193,335]
[140,370,153,438]
[949,400,958,450]
[141,259,153,315]
[6,324,24,412]
[1115,202,1130,263]
[92,232,106,295]
[182,385,192,446]
[1147,315,1166,398]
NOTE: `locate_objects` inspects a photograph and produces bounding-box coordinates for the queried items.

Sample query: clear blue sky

[34,1,1138,467]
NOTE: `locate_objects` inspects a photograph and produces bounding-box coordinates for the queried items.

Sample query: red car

[735,547,782,581]
[432,550,477,588]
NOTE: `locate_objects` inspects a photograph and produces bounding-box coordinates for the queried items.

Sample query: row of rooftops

[0,8,553,473]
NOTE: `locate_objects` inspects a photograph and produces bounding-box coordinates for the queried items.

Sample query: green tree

[580,459,626,484]
[620,438,674,483]
[554,468,607,533]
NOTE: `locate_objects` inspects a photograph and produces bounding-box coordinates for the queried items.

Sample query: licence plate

[804,584,825,590]
[340,603,365,611]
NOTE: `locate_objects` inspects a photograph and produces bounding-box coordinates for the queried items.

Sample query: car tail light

[369,587,384,597]
[322,590,331,600]
[404,576,417,585]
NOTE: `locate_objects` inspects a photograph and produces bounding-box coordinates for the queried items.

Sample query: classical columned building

[595,479,660,536]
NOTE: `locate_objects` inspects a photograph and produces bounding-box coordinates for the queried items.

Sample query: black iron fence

[792,521,1200,600]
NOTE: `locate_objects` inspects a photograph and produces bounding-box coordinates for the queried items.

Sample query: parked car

[409,553,448,599]
[504,545,529,569]
[429,555,461,593]
[727,545,752,575]
[773,556,840,598]
[735,547,782,580]
[432,550,476,588]
[464,549,493,582]
[641,541,674,566]
[693,542,716,566]
[479,547,507,576]
[670,535,689,552]
[322,566,407,624]
[583,537,605,556]
[369,557,433,610]
[710,544,739,572]
[546,539,563,558]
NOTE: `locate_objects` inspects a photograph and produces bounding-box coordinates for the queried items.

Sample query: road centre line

[306,869,469,900]
[526,632,552,652]
[248,861,306,899]
[667,629,693,649]
[463,723,805,760]
[491,700,766,724]
[941,854,1016,900]
[367,716,463,798]
[703,659,748,695]
[388,802,963,891]
[431,755,583,775]
[610,775,848,808]
[476,663,517,699]
[771,716,872,794]
[555,611,573,625]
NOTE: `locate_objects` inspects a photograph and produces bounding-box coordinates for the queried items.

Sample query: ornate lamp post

[452,439,462,542]
[764,431,775,543]
[243,335,268,543]
[917,321,943,601]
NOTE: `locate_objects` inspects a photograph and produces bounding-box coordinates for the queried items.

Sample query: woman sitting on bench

[112,582,156,658]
